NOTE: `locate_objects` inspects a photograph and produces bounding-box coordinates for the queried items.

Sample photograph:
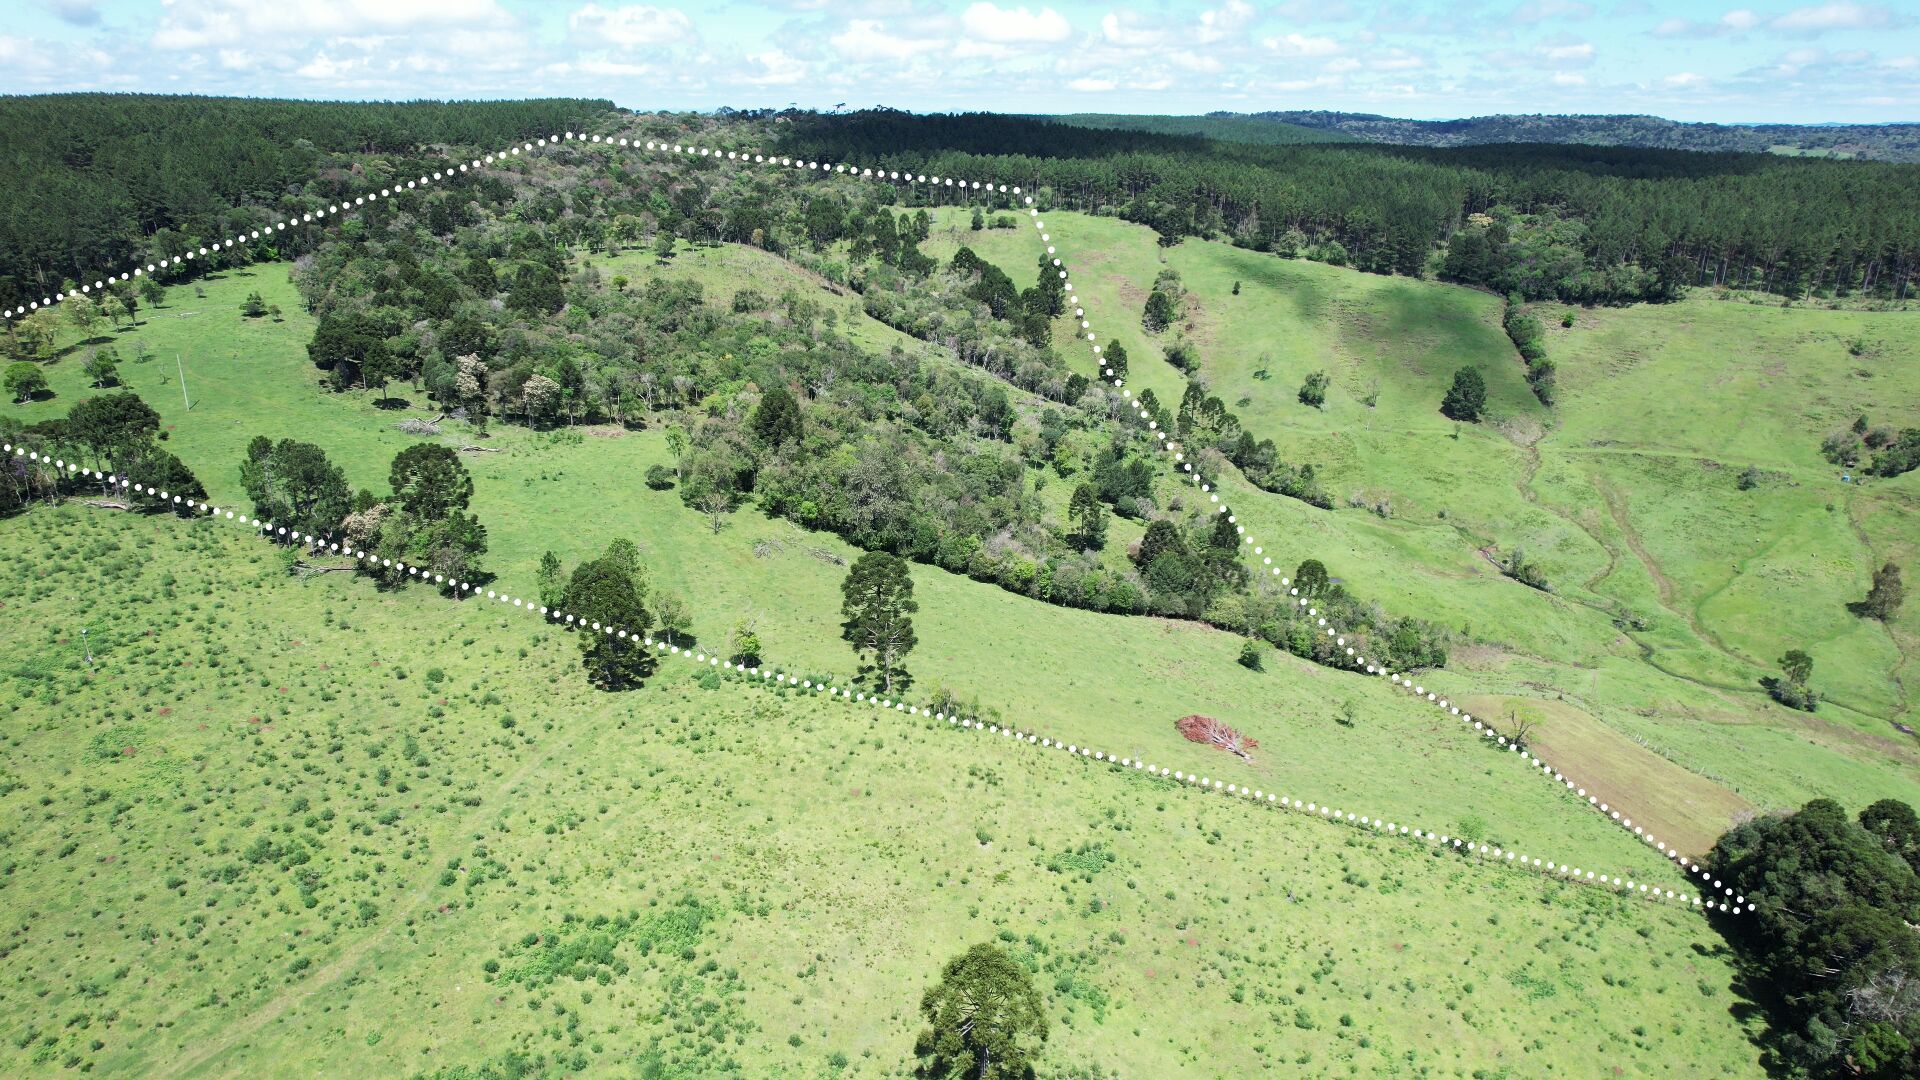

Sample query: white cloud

[1067,76,1115,91]
[1511,0,1593,23]
[1271,0,1355,20]
[1551,71,1587,85]
[153,0,515,50]
[1263,32,1341,58]
[1662,71,1708,87]
[1099,12,1163,47]
[742,49,806,85]
[1541,42,1595,65]
[1195,0,1256,44]
[960,3,1071,44]
[540,58,657,78]
[567,5,694,49]
[1770,3,1898,32]
[50,0,102,28]
[830,18,942,61]
[1655,3,1898,38]
[295,53,356,79]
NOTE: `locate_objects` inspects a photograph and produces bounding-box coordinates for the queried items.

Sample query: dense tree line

[0,391,202,515]
[270,132,1451,673]
[0,94,612,314]
[238,437,488,592]
[1708,798,1920,1078]
[1241,111,1920,164]
[777,111,1920,304]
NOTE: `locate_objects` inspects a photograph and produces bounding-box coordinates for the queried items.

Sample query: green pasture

[922,208,1920,831]
[0,508,1764,1077]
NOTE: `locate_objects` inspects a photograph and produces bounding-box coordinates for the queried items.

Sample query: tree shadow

[372,395,412,411]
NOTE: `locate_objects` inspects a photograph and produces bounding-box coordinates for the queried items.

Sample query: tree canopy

[913,943,1048,1080]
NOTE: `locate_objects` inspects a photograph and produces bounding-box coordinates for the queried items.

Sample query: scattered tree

[1293,558,1330,597]
[654,589,691,647]
[1858,562,1905,622]
[841,551,918,694]
[241,291,268,318]
[1500,702,1543,749]
[1068,483,1106,550]
[83,347,120,387]
[1440,366,1486,422]
[1766,648,1818,712]
[729,621,762,668]
[388,443,473,521]
[5,361,48,403]
[560,555,652,689]
[913,943,1048,1080]
[1238,638,1263,670]
[1298,370,1329,409]
[536,550,565,610]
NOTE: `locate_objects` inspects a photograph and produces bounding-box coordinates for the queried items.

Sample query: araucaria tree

[1068,483,1106,550]
[560,548,652,689]
[913,943,1048,1080]
[750,384,804,447]
[1440,366,1486,422]
[841,551,917,694]
[240,436,353,542]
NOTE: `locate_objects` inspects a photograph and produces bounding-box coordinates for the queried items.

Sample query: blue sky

[4,1,1915,123]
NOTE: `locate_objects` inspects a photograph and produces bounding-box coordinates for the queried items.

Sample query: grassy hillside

[921,208,1920,835]
[7,258,1704,889]
[0,506,1765,1077]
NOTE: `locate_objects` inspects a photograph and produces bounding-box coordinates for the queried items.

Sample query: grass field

[6,261,1701,884]
[0,507,1767,1077]
[922,208,1920,832]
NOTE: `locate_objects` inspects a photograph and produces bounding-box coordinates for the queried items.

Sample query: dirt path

[154,750,553,1080]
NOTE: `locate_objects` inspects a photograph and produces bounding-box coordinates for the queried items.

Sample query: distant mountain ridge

[1237,111,1920,162]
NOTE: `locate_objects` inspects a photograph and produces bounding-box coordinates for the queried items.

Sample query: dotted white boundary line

[0,131,1748,913]
[7,449,1749,916]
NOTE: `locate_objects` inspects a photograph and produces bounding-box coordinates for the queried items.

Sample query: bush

[1237,639,1263,670]
[1297,371,1329,408]
[644,464,674,490]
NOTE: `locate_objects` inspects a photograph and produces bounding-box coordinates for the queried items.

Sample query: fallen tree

[1177,714,1257,762]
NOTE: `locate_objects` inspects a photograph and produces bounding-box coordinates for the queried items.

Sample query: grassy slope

[8,259,1694,891]
[0,507,1764,1078]
[921,208,1920,831]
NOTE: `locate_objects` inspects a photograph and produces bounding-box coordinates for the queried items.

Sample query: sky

[2,1,1915,123]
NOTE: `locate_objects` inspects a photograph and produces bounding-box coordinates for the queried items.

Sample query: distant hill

[1046,112,1360,146]
[1236,111,1920,162]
